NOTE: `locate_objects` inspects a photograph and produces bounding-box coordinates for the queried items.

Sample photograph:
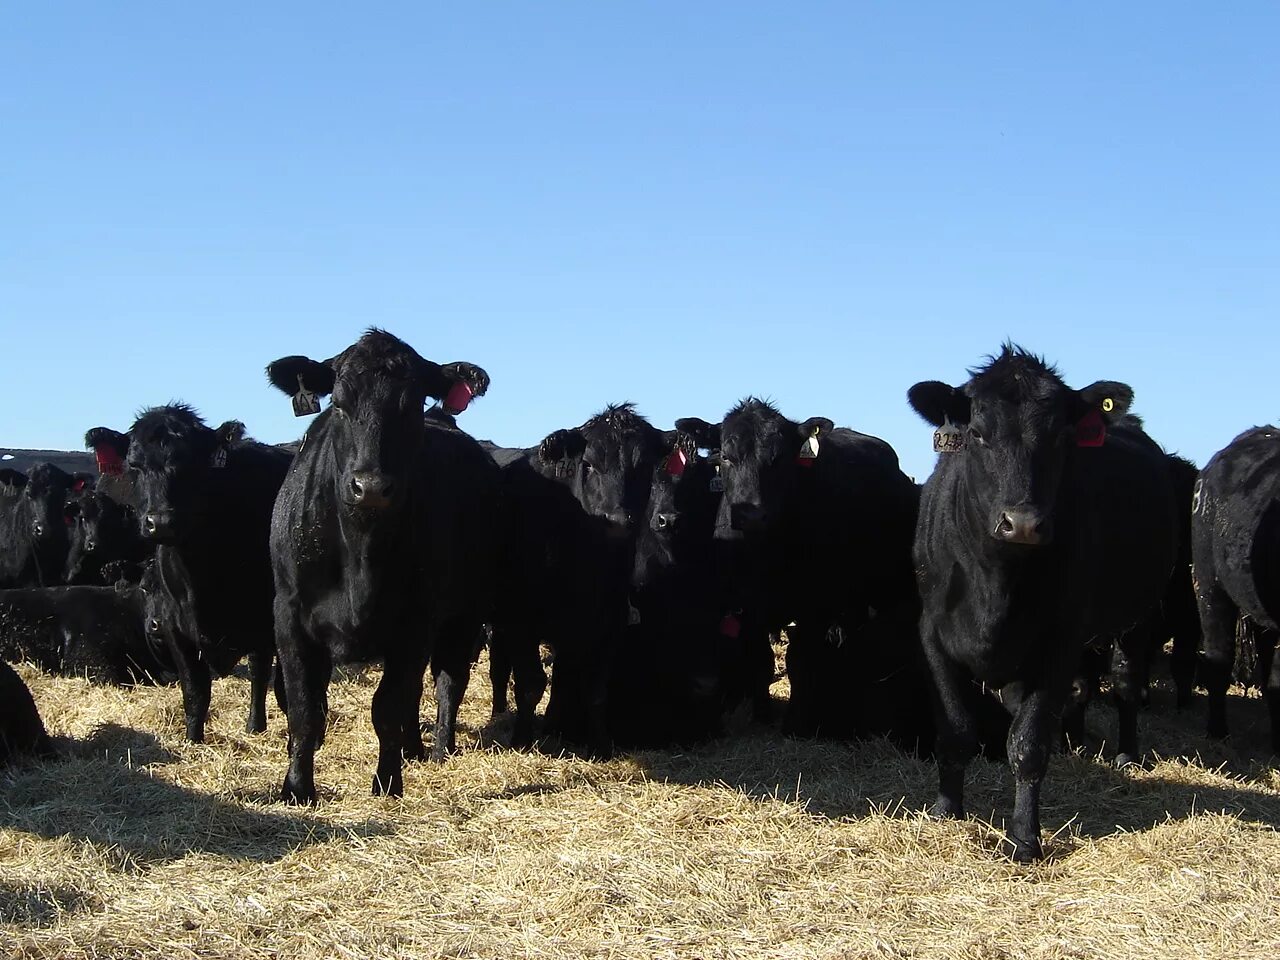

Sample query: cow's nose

[654,513,677,532]
[31,522,45,538]
[993,507,1051,545]
[142,512,176,542]
[730,503,768,532]
[147,618,162,635]
[349,472,395,508]
[84,539,96,553]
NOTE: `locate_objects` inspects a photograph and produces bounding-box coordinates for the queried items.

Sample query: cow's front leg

[246,647,273,734]
[1000,682,1064,863]
[1196,579,1238,740]
[371,651,417,796]
[921,625,978,821]
[277,604,329,805]
[1110,624,1152,768]
[168,638,212,743]
[430,622,475,762]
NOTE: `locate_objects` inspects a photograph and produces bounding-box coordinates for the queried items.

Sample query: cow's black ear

[908,381,970,427]
[266,356,336,397]
[0,469,29,496]
[1076,381,1133,422]
[797,417,834,441]
[538,428,586,464]
[214,420,247,445]
[674,417,720,451]
[427,361,491,415]
[85,427,129,457]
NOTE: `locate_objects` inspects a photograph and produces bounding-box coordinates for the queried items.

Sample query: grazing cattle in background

[86,405,293,741]
[0,574,176,686]
[1191,426,1280,752]
[908,345,1176,862]
[64,488,151,585]
[490,403,671,756]
[1,464,83,587]
[267,329,495,803]
[676,399,926,747]
[0,660,52,766]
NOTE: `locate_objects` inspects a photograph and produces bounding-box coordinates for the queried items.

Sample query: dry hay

[2,651,1279,960]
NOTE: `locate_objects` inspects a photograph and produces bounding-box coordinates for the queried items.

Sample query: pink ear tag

[72,478,86,492]
[1076,408,1106,448]
[719,613,741,638]
[95,446,124,476]
[666,448,687,477]
[443,381,474,415]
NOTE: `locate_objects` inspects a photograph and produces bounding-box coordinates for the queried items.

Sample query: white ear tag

[933,417,965,454]
[799,434,819,459]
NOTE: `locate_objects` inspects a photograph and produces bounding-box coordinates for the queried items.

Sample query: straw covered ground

[3,648,1280,960]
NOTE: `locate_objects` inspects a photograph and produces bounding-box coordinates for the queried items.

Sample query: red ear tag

[666,448,687,477]
[719,613,741,638]
[72,478,86,492]
[95,446,125,476]
[1076,408,1106,448]
[443,381,474,415]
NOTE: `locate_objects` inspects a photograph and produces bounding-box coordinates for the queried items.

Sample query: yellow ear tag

[1101,397,1114,413]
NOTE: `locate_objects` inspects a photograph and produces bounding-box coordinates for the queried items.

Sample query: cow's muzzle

[348,471,396,510]
[993,506,1051,545]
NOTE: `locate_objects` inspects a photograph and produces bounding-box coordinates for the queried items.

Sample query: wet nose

[993,507,1051,545]
[31,522,45,538]
[84,539,96,553]
[349,472,396,508]
[654,512,677,532]
[142,512,175,541]
[147,618,162,635]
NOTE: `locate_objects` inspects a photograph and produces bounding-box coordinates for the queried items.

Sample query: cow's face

[123,405,244,544]
[267,328,489,514]
[685,401,832,537]
[538,404,665,538]
[18,464,76,553]
[909,344,1132,546]
[65,492,136,582]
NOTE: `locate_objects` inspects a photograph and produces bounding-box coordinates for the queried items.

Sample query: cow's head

[537,403,667,538]
[908,343,1132,546]
[112,404,247,544]
[679,400,833,537]
[64,490,139,583]
[267,328,489,514]
[12,463,77,555]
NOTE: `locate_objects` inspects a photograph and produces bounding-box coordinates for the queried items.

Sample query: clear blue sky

[3,4,1277,481]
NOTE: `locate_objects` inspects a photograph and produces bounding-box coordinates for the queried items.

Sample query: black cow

[908,345,1176,862]
[676,399,926,746]
[267,329,495,803]
[86,405,293,741]
[490,403,671,756]
[64,488,150,585]
[0,660,52,766]
[0,575,175,686]
[1,464,80,587]
[610,431,726,746]
[1191,426,1280,752]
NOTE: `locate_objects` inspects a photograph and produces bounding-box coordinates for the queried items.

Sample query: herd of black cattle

[2,330,1279,862]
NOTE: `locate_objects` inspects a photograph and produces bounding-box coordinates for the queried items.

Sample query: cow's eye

[967,427,987,446]
[583,462,595,475]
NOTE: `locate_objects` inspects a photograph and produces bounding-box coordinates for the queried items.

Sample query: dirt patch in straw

[2,653,1279,959]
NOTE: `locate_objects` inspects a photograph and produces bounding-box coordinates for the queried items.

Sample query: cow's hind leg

[1261,631,1280,754]
[1196,581,1238,740]
[430,621,475,762]
[246,648,273,734]
[1110,624,1151,768]
[169,640,212,744]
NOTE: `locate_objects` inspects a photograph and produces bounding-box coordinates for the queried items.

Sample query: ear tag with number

[211,447,228,469]
[709,464,725,493]
[719,613,741,638]
[292,374,320,417]
[443,380,474,415]
[933,418,966,454]
[1075,408,1106,448]
[666,448,687,477]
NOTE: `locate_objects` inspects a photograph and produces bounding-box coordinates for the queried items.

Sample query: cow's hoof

[246,718,267,735]
[928,796,964,820]
[1009,834,1043,863]
[185,727,205,744]
[1207,721,1229,740]
[371,773,404,797]
[281,780,317,806]
[1115,752,1141,770]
